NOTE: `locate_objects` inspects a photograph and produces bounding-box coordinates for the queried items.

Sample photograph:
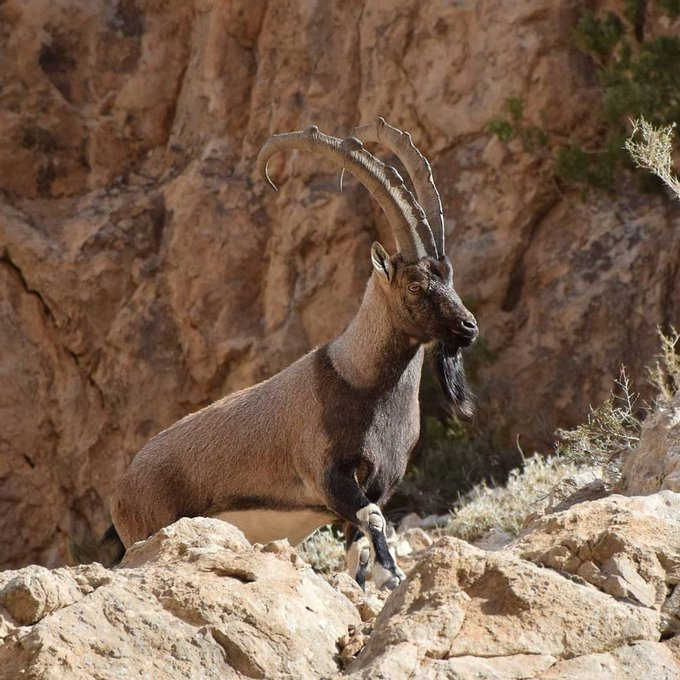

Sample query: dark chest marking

[313,344,421,503]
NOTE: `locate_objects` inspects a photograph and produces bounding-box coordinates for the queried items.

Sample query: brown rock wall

[1,0,679,567]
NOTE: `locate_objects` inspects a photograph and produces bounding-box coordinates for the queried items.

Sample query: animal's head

[257,118,478,416]
[370,245,477,349]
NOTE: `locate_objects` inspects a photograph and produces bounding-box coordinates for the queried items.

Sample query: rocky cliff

[2,490,680,678]
[1,0,679,569]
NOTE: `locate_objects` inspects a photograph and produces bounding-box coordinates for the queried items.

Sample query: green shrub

[555,370,641,485]
[488,2,680,196]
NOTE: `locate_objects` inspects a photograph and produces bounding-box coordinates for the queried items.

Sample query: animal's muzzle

[454,317,478,346]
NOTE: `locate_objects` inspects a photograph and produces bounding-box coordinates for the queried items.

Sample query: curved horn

[348,118,445,257]
[257,125,435,262]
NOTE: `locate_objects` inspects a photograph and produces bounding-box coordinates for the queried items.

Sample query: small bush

[648,325,680,403]
[296,525,345,574]
[626,117,680,198]
[555,370,642,485]
[448,454,594,542]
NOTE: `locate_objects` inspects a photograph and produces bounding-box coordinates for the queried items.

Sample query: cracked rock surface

[0,518,359,679]
[2,0,680,570]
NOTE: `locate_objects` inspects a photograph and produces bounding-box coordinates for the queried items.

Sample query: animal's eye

[408,282,421,293]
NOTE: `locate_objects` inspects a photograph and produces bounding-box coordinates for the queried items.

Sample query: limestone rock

[0,564,102,627]
[347,537,660,677]
[513,492,680,621]
[541,641,680,680]
[618,392,680,496]
[0,518,359,679]
[327,571,387,622]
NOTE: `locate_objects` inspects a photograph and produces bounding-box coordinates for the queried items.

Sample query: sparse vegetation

[392,412,513,517]
[555,369,642,485]
[486,96,548,152]
[447,453,596,542]
[297,525,345,574]
[487,2,680,196]
[648,325,680,403]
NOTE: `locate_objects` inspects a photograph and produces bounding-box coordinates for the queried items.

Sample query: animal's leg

[327,464,405,590]
[344,523,370,589]
[355,504,405,590]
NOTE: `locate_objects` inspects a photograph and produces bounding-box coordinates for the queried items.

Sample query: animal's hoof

[373,561,405,590]
[380,575,402,591]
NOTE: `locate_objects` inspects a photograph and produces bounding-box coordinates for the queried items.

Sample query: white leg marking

[346,534,371,578]
[355,504,405,589]
[355,503,384,532]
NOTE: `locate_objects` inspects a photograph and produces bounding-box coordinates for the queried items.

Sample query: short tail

[100,524,126,567]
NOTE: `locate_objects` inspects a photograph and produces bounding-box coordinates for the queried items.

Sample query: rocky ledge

[1,490,680,679]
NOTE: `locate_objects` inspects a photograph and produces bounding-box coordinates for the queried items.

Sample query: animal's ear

[371,241,395,282]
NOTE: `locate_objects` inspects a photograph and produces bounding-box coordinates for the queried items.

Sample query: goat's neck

[328,275,423,389]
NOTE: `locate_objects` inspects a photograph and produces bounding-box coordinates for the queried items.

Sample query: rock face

[618,392,680,496]
[346,492,680,679]
[0,518,360,679]
[514,492,680,619]
[2,495,680,679]
[1,0,680,568]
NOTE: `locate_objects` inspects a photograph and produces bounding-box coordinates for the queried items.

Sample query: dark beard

[433,340,475,418]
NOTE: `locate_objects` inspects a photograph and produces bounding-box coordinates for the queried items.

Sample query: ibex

[106,119,478,589]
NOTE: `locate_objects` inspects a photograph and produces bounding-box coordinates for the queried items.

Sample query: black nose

[460,318,478,334]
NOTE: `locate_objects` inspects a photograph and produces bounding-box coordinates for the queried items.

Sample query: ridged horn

[257,125,435,262]
[348,117,445,257]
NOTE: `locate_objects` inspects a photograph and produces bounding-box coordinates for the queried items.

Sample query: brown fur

[110,252,476,549]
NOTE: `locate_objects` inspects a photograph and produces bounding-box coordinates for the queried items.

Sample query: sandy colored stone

[541,641,680,680]
[348,537,660,677]
[327,571,387,622]
[0,518,359,679]
[513,492,680,617]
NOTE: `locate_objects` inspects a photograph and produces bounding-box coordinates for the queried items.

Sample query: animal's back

[111,343,424,548]
[110,350,327,546]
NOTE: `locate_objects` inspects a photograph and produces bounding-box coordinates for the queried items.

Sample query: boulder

[513,492,680,626]
[347,536,660,677]
[0,518,359,679]
[618,392,680,496]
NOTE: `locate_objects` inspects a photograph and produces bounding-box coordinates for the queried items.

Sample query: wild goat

[106,119,478,589]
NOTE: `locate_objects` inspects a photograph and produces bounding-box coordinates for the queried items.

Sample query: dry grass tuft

[448,454,596,542]
[625,117,680,198]
[296,526,345,574]
[649,326,680,404]
[555,369,641,485]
